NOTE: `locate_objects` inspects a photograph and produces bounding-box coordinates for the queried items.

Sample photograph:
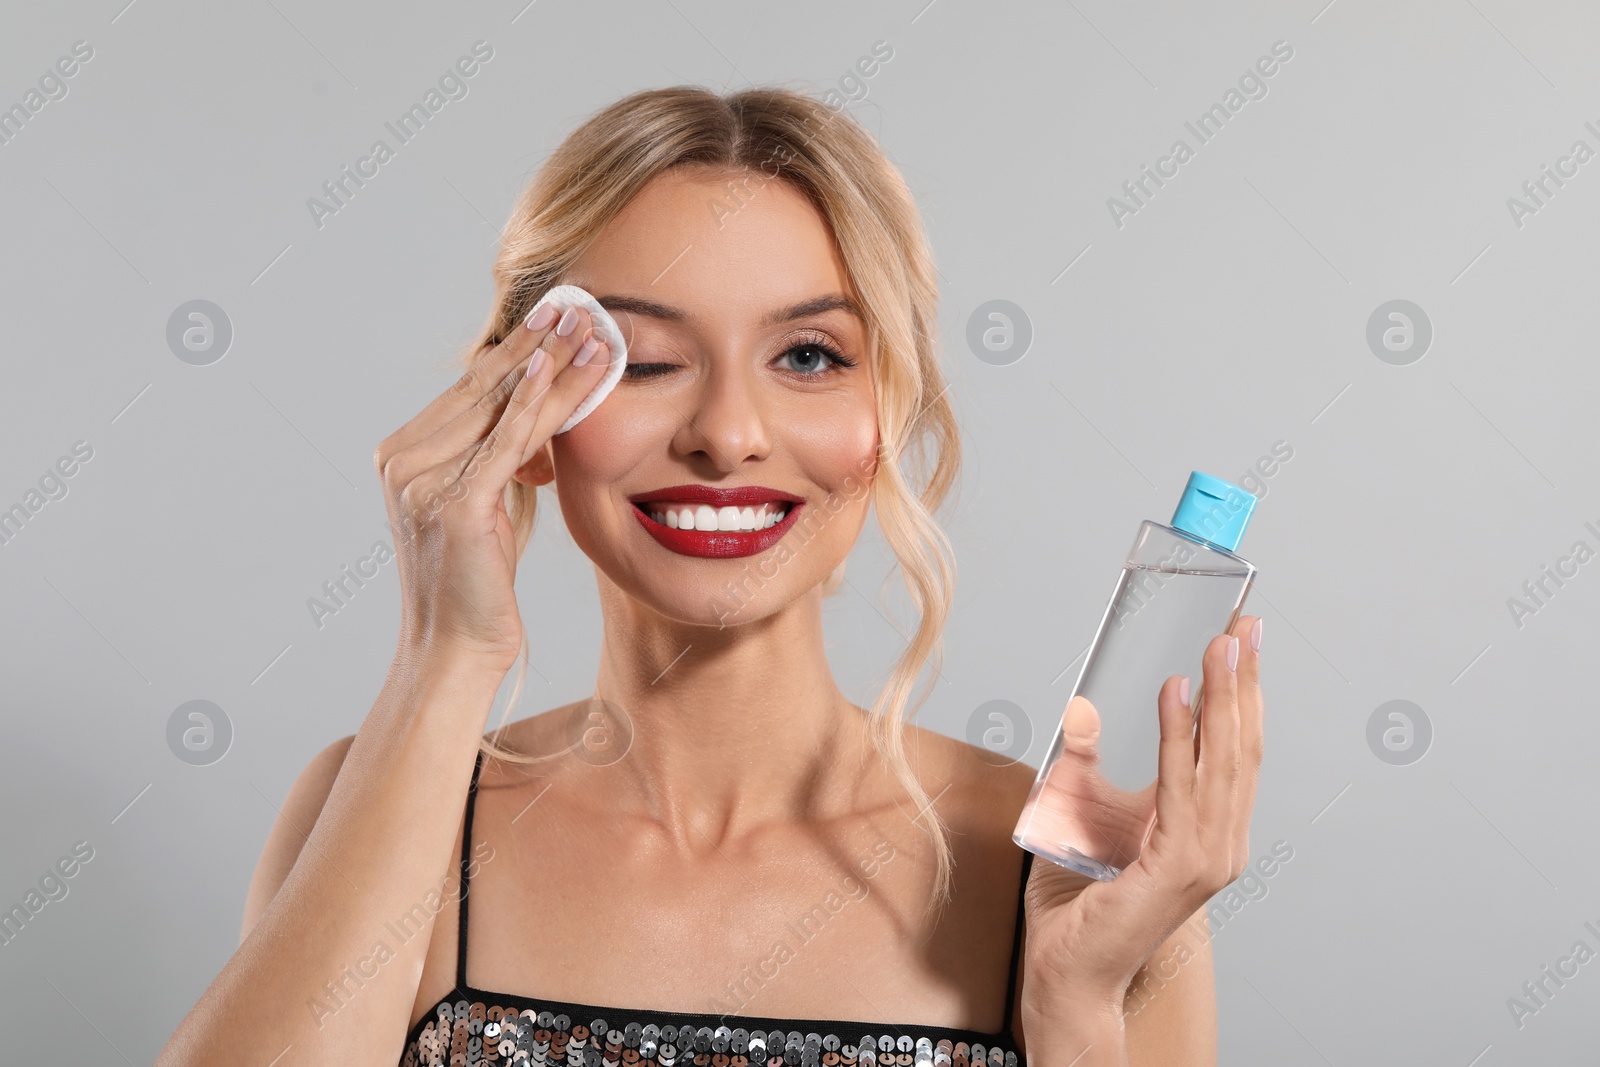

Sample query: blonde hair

[463,85,964,915]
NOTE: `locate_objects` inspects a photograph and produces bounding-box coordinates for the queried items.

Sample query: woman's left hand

[1019,614,1264,1048]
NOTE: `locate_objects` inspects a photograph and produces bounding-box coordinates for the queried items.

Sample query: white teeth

[644,502,790,531]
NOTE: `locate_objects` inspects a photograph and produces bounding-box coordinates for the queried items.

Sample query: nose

[670,354,771,472]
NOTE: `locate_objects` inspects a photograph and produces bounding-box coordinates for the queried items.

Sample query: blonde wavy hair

[461,85,964,914]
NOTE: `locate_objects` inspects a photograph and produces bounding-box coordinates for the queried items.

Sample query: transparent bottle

[1013,471,1259,881]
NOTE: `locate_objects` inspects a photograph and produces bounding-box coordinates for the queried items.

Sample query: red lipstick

[627,484,806,559]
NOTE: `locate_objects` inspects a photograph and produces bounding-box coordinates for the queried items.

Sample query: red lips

[628,484,805,559]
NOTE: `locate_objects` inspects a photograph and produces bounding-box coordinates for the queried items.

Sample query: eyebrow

[590,293,865,328]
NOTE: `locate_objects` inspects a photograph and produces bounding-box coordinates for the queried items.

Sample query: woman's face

[519,165,880,627]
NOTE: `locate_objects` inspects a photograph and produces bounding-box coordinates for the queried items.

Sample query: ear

[511,439,556,488]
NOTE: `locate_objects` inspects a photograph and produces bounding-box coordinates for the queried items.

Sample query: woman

[159,86,1263,1067]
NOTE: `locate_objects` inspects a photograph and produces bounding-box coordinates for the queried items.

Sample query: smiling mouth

[627,498,805,559]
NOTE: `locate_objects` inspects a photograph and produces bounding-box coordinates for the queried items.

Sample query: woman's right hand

[374,302,611,671]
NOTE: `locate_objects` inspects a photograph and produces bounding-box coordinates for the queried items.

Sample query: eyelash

[621,333,859,382]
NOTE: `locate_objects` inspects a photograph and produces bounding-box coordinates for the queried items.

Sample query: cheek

[549,430,612,487]
[548,417,634,520]
[551,393,664,479]
[793,398,878,491]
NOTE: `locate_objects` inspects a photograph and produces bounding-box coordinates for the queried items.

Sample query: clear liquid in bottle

[1013,472,1258,881]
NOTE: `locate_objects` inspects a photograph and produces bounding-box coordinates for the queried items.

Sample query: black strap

[1001,848,1034,1026]
[455,749,487,991]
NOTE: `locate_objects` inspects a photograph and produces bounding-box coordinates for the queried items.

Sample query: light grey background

[2,0,1595,1062]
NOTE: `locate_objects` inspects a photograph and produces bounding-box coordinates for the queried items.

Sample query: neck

[587,573,874,852]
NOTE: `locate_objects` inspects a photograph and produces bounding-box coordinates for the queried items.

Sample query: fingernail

[573,334,600,367]
[1178,676,1191,706]
[1226,636,1239,672]
[556,306,580,337]
[525,348,547,379]
[525,302,557,331]
[1250,617,1262,654]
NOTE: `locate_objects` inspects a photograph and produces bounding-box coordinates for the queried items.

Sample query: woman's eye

[620,341,858,382]
[621,362,675,381]
[778,341,856,377]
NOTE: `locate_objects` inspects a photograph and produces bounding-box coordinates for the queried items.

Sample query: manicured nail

[1178,676,1191,706]
[573,334,600,367]
[1250,617,1263,654]
[556,306,580,336]
[1226,636,1239,672]
[525,303,557,331]
[525,348,547,379]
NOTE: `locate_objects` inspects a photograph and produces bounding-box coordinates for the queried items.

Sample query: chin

[629,564,804,631]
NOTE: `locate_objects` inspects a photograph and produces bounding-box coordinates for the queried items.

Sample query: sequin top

[398,751,1033,1067]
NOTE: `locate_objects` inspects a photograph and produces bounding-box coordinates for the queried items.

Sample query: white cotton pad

[524,284,628,434]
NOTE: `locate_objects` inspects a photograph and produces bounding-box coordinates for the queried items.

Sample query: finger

[442,337,568,506]
[1152,673,1198,838]
[451,328,612,500]
[516,324,616,440]
[377,301,561,468]
[1060,695,1101,759]
[1194,630,1243,829]
[1235,614,1265,810]
[412,306,600,475]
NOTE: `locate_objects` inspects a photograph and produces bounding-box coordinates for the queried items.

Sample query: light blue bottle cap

[1170,471,1257,552]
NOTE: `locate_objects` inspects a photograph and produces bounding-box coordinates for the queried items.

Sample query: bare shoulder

[240,733,356,943]
[240,702,589,942]
[899,720,1037,836]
